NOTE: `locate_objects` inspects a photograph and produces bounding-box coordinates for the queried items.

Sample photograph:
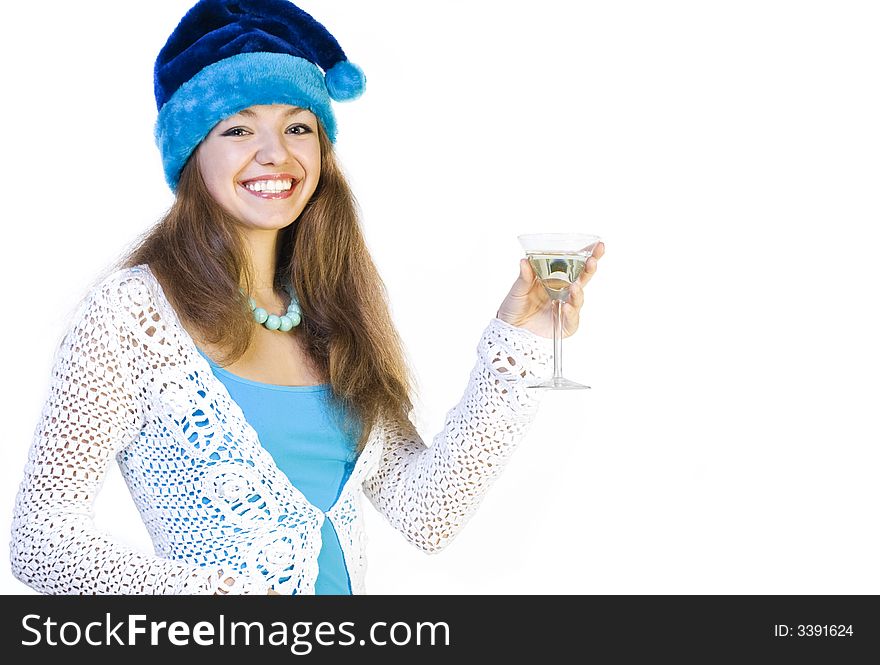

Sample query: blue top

[196,348,357,594]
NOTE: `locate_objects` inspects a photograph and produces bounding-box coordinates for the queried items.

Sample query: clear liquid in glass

[526,253,587,300]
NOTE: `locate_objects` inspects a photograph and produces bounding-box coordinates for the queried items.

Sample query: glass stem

[552,298,564,381]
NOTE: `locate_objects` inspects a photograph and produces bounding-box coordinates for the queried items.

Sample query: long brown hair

[111,122,416,452]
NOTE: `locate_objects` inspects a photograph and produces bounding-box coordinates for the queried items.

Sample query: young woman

[10,0,604,595]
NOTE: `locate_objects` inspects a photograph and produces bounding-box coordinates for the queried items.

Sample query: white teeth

[244,179,294,192]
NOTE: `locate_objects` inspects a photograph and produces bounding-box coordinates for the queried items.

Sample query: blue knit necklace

[242,284,302,332]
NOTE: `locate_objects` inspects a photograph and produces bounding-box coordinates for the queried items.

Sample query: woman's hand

[495,242,605,338]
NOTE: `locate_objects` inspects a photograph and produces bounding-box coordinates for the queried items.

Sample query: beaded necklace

[241,284,301,332]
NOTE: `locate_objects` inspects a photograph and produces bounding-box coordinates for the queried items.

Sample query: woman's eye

[287,124,313,135]
[221,127,250,137]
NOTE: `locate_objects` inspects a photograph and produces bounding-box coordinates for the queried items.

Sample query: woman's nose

[254,132,289,165]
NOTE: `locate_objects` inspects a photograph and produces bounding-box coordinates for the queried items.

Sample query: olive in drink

[526,253,587,300]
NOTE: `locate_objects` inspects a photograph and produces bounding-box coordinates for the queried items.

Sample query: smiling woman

[8,0,604,597]
[198,105,322,231]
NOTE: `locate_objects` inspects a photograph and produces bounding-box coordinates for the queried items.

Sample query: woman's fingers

[564,243,604,333]
[575,243,604,294]
[579,258,595,284]
[563,299,581,336]
[568,280,585,309]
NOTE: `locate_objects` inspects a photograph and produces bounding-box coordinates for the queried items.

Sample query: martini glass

[518,233,602,390]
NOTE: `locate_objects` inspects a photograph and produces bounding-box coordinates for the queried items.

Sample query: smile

[238,175,298,199]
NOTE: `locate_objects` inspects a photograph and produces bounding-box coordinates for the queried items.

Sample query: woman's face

[196,104,321,231]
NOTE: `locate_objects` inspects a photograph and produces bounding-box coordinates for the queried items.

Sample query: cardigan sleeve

[362,317,555,553]
[9,277,240,595]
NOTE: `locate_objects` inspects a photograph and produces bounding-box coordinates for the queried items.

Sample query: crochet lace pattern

[10,265,553,594]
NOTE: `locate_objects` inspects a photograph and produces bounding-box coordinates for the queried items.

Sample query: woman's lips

[239,181,298,199]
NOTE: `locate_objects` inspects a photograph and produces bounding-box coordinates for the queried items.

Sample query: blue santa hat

[154,0,366,190]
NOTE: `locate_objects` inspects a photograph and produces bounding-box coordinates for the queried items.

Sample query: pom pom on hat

[154,0,366,190]
[325,61,366,102]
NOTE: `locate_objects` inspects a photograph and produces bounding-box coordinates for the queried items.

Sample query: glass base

[526,376,591,390]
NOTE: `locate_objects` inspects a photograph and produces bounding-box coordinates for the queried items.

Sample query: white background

[1,0,878,594]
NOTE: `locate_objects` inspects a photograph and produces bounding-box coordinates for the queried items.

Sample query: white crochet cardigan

[10,265,553,595]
